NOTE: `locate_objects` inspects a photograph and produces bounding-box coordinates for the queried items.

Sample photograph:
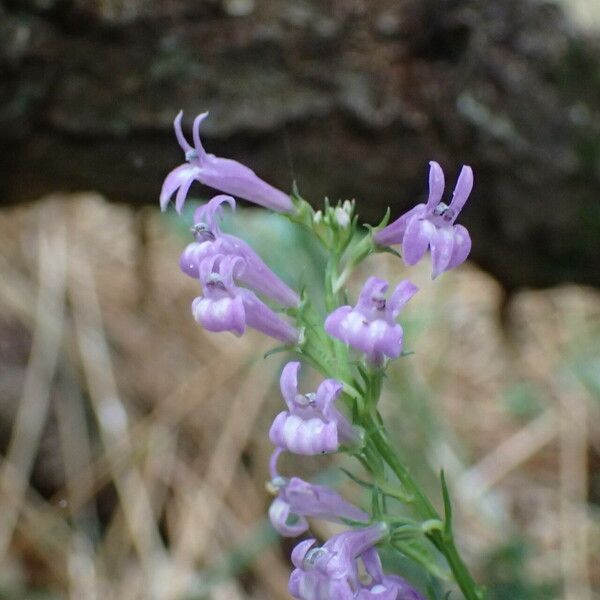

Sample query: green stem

[333,233,373,294]
[368,419,483,600]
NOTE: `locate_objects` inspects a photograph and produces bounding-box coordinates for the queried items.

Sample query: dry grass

[0,194,598,599]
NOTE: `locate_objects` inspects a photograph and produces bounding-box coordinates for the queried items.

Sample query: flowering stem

[333,233,374,294]
[368,416,483,600]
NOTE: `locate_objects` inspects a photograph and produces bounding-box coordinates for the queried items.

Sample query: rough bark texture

[1,0,600,290]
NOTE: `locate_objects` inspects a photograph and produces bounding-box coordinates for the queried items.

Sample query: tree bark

[1,0,599,290]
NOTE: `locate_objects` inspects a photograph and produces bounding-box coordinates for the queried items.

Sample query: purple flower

[268,449,368,537]
[269,362,359,455]
[160,111,294,214]
[324,277,418,365]
[192,254,298,344]
[288,523,388,599]
[374,161,474,278]
[179,195,300,307]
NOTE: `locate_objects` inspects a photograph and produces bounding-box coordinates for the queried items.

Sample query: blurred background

[1,0,599,598]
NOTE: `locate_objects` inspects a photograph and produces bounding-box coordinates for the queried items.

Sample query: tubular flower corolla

[160,111,294,214]
[374,161,474,278]
[324,277,418,365]
[269,362,359,455]
[179,195,299,307]
[288,524,389,600]
[268,449,368,537]
[192,255,298,344]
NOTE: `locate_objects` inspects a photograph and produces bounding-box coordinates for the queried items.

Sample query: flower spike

[160,111,294,214]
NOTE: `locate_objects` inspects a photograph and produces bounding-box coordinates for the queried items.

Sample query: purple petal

[446,224,472,271]
[356,277,388,316]
[200,155,294,213]
[288,569,303,597]
[269,497,309,537]
[269,447,283,480]
[192,112,209,160]
[285,477,368,523]
[326,523,388,564]
[198,253,222,283]
[324,306,354,342]
[381,575,426,600]
[159,163,199,211]
[280,362,300,410]
[191,295,246,336]
[291,539,317,569]
[448,165,473,218]
[240,288,298,344]
[430,227,455,279]
[193,195,236,232]
[314,378,343,416]
[373,204,425,247]
[269,413,338,455]
[221,233,299,307]
[179,241,214,278]
[173,111,193,154]
[361,547,384,583]
[357,586,398,600]
[388,280,418,318]
[402,215,435,266]
[363,320,404,362]
[424,160,445,213]
[175,174,196,214]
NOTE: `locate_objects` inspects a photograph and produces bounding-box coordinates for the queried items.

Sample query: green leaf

[391,539,452,582]
[440,471,453,540]
[339,468,374,490]
[263,345,290,360]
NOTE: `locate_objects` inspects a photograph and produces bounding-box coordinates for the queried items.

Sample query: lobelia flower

[179,195,300,307]
[374,161,474,278]
[192,254,298,344]
[160,111,294,214]
[324,277,418,365]
[288,523,388,600]
[269,362,360,455]
[268,448,368,537]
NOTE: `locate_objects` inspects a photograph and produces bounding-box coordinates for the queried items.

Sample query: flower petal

[448,165,473,218]
[280,362,300,410]
[285,477,369,523]
[388,280,418,318]
[159,163,198,211]
[268,497,309,537]
[179,241,214,278]
[291,539,317,569]
[355,277,388,316]
[402,215,435,266]
[173,111,193,154]
[200,156,294,213]
[446,224,472,271]
[193,194,236,232]
[192,295,246,336]
[175,173,195,213]
[430,226,455,278]
[373,204,425,247]
[192,112,210,161]
[425,161,445,213]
